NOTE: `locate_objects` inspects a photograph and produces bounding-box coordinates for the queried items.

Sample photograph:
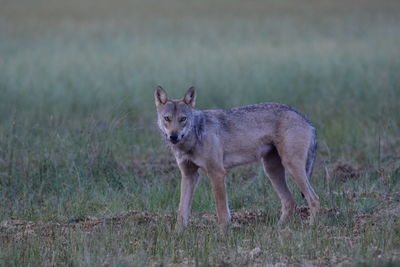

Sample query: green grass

[1,0,400,265]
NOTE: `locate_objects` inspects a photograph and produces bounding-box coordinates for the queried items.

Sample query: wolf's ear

[183,86,196,108]
[154,86,168,108]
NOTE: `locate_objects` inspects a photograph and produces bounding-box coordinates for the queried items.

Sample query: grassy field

[1,0,400,265]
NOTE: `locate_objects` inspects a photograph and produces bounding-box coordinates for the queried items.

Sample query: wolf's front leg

[176,160,200,231]
[208,168,231,234]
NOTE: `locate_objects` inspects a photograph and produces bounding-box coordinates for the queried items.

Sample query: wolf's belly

[223,144,273,169]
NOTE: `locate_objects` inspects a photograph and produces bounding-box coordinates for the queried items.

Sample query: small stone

[249,247,262,259]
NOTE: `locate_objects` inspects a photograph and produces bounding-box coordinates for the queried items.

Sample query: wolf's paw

[174,222,188,233]
[309,205,320,226]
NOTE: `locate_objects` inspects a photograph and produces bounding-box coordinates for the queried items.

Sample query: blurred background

[0,0,399,220]
[1,1,400,265]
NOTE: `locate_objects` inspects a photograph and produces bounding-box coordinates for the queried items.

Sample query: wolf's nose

[169,134,179,143]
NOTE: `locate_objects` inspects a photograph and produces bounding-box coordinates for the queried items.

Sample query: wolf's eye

[164,116,171,122]
[179,117,187,122]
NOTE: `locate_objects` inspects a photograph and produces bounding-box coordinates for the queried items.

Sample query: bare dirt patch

[0,207,339,242]
[333,162,363,181]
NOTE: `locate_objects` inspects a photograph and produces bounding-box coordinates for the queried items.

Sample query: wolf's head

[154,86,196,145]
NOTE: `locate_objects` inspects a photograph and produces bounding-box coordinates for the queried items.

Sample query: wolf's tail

[305,126,317,181]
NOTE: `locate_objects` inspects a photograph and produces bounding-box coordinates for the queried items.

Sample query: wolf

[154,86,320,232]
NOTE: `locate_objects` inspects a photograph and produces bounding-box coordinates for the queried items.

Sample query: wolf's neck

[172,111,204,154]
[193,111,205,141]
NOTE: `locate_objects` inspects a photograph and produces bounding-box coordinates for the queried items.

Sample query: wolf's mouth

[170,139,179,144]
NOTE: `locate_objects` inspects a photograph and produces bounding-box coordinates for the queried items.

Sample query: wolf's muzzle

[169,134,179,144]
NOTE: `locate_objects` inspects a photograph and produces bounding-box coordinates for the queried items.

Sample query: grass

[1,0,400,265]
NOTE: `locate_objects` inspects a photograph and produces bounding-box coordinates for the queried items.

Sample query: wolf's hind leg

[283,158,320,225]
[262,148,297,224]
[279,129,320,225]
